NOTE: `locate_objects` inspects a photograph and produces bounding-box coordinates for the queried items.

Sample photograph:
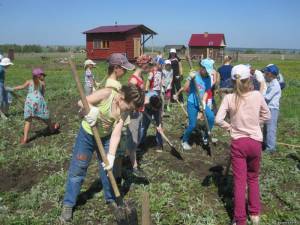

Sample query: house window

[208,41,214,46]
[93,40,109,49]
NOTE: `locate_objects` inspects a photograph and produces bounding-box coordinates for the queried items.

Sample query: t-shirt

[162,69,173,90]
[215,91,271,142]
[169,57,181,76]
[148,70,162,91]
[84,68,94,88]
[218,64,233,88]
[187,73,205,106]
[0,65,5,83]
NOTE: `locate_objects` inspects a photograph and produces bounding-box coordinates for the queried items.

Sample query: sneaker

[59,205,73,222]
[132,168,147,178]
[212,138,218,143]
[250,215,260,225]
[181,141,192,150]
[202,137,209,145]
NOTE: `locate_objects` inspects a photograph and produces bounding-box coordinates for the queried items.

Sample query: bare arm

[108,119,124,155]
[78,88,112,109]
[13,80,30,91]
[176,79,190,96]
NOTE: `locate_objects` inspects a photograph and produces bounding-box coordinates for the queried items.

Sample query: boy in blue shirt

[263,64,281,152]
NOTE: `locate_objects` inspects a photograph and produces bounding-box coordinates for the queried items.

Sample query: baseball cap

[262,64,279,76]
[136,54,153,65]
[108,53,135,70]
[84,59,96,67]
[170,48,176,53]
[231,64,251,80]
[32,68,45,77]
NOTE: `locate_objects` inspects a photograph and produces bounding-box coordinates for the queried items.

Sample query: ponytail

[232,76,251,113]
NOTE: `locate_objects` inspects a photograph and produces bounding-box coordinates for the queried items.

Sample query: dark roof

[83,24,157,35]
[189,33,226,47]
[164,45,186,49]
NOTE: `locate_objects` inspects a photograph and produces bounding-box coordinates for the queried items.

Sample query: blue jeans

[140,108,163,147]
[182,102,215,143]
[264,108,279,151]
[63,126,115,207]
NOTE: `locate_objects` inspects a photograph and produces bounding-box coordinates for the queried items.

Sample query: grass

[0,53,299,225]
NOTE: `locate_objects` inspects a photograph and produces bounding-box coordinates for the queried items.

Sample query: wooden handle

[176,99,188,117]
[142,192,151,225]
[69,59,121,198]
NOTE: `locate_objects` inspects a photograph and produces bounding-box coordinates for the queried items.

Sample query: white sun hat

[0,58,14,66]
[231,64,251,80]
[164,59,171,65]
[84,59,96,67]
[170,48,176,53]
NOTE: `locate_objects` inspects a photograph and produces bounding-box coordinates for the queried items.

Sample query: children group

[0,49,284,225]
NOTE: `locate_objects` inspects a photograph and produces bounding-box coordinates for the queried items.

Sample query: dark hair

[120,84,145,109]
[108,65,123,75]
[149,95,162,110]
[168,53,179,60]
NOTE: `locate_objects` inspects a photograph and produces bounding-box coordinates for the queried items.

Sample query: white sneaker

[212,138,218,143]
[250,215,260,225]
[181,142,192,150]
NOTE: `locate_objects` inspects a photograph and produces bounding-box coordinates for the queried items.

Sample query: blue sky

[0,0,299,49]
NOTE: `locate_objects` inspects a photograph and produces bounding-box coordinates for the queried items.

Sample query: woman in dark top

[168,48,184,103]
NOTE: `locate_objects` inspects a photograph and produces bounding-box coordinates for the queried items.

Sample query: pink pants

[231,137,262,225]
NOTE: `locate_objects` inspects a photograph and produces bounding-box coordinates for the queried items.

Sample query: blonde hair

[224,55,232,64]
[232,76,251,113]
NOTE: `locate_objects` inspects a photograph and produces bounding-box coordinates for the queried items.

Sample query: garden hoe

[69,60,138,225]
[143,111,184,160]
[185,51,215,156]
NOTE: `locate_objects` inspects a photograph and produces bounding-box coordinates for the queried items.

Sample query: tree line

[0,44,84,53]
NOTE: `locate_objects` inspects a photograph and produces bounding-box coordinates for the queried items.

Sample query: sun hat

[32,68,45,77]
[200,58,215,74]
[231,64,251,80]
[0,58,14,66]
[164,59,171,65]
[84,59,96,68]
[108,53,135,70]
[262,64,279,76]
[170,48,176,53]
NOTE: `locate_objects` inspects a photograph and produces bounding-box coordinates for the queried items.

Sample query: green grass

[0,53,299,225]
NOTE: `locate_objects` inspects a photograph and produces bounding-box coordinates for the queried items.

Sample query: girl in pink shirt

[215,65,270,225]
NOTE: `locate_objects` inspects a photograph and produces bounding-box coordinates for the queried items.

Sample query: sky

[0,0,299,49]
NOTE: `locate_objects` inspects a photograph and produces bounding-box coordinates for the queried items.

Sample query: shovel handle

[69,60,121,198]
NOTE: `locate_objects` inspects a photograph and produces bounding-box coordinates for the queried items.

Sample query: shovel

[69,60,138,225]
[143,111,184,160]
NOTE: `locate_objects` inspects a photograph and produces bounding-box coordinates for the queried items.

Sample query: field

[0,53,299,225]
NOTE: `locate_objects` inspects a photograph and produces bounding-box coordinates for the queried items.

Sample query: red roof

[189,33,226,47]
[83,24,157,35]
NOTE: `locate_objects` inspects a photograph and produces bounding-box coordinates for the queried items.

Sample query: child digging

[215,64,271,225]
[60,83,144,222]
[12,68,59,144]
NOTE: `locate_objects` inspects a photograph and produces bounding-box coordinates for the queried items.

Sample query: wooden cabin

[188,32,226,61]
[83,24,157,60]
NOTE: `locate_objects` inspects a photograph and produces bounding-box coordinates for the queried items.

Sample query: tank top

[128,74,144,90]
[82,89,120,137]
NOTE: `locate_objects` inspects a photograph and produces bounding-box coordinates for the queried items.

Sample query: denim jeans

[63,126,114,207]
[182,102,214,143]
[140,108,163,147]
[264,108,279,151]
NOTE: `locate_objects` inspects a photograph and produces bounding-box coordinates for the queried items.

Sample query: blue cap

[262,64,279,76]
